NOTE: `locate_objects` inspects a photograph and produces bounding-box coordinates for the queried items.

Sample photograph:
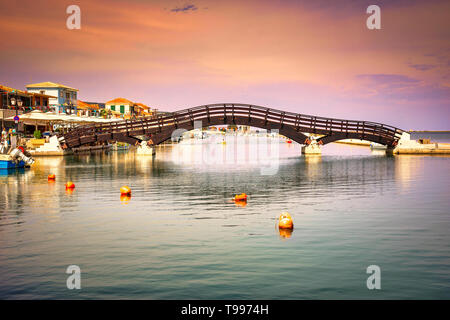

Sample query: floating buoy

[65,181,75,189]
[234,193,247,202]
[278,212,293,229]
[48,174,56,181]
[120,185,131,195]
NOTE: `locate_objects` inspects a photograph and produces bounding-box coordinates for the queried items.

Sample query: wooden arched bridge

[61,103,404,149]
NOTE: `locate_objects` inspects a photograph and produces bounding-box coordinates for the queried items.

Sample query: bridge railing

[63,103,404,144]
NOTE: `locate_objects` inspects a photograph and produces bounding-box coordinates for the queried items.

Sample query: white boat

[370,142,387,150]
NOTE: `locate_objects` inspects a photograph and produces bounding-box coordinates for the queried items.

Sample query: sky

[0,0,449,130]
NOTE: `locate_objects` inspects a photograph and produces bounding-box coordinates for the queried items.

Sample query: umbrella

[5,110,62,129]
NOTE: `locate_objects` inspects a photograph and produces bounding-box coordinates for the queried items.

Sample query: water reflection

[0,144,424,222]
[279,228,293,239]
[120,194,132,204]
[0,139,449,299]
[395,155,425,191]
[233,200,247,207]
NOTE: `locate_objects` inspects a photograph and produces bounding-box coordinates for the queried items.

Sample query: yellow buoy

[120,185,132,195]
[48,174,56,181]
[65,181,75,189]
[234,193,247,201]
[278,212,293,229]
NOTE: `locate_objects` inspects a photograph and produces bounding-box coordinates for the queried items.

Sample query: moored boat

[0,154,26,169]
[0,146,35,169]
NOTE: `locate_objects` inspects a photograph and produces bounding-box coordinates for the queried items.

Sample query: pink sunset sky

[0,0,449,129]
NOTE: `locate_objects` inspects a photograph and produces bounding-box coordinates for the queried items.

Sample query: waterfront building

[0,84,55,129]
[84,102,105,109]
[105,98,158,118]
[77,100,100,117]
[135,103,152,117]
[105,98,135,116]
[25,82,78,114]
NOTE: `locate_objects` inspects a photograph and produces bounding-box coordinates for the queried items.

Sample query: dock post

[136,140,156,155]
[301,140,322,155]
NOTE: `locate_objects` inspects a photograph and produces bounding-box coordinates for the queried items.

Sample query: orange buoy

[234,193,247,202]
[65,181,75,189]
[48,174,56,181]
[278,212,294,229]
[120,185,131,195]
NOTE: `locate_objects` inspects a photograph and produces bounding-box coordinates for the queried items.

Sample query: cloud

[354,74,450,105]
[355,74,420,91]
[356,74,420,84]
[171,4,198,13]
[408,63,436,71]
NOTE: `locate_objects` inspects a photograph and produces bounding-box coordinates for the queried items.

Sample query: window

[120,105,125,114]
[110,105,115,111]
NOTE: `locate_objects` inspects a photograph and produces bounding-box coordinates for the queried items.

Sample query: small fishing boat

[0,147,35,169]
[112,142,130,151]
[370,142,387,150]
[0,154,26,169]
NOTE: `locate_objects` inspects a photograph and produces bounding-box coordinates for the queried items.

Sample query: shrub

[33,129,42,139]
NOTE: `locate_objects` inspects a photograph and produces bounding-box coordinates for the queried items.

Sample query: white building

[26,82,78,113]
[105,97,135,115]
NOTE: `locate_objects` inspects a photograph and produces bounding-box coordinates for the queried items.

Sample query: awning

[5,110,121,124]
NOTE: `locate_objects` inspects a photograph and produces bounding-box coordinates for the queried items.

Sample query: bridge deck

[62,103,404,148]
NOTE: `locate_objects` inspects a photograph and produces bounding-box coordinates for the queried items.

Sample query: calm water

[0,136,449,299]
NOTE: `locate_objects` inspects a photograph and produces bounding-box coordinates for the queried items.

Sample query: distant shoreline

[410,130,450,133]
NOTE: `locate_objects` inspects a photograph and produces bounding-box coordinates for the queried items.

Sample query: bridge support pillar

[301,144,322,155]
[136,141,156,155]
[385,146,396,155]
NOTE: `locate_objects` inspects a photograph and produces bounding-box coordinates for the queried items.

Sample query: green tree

[33,129,42,139]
